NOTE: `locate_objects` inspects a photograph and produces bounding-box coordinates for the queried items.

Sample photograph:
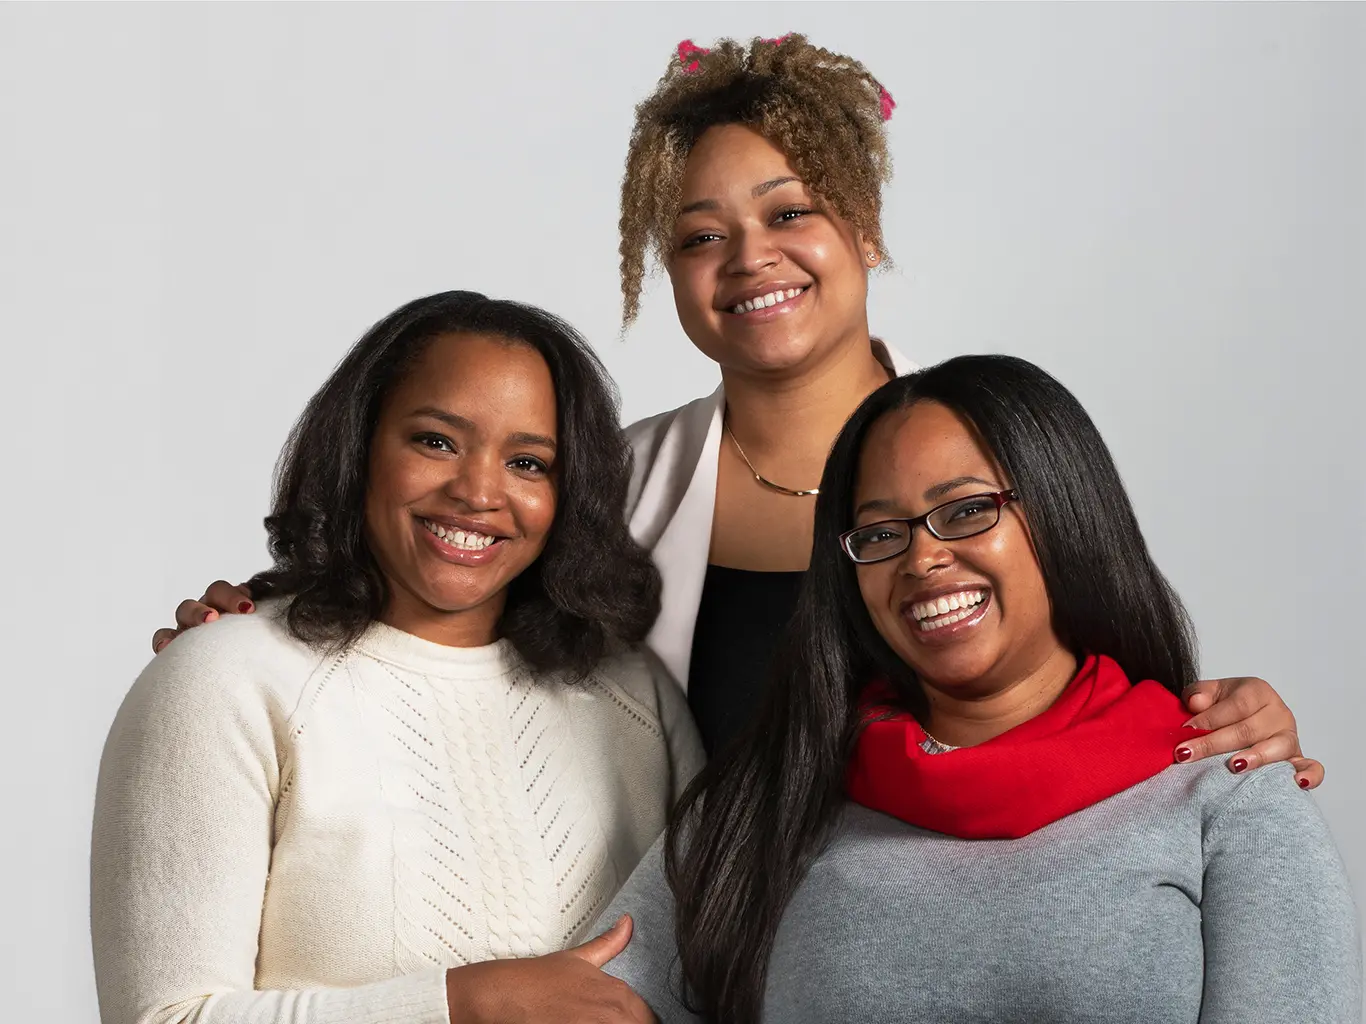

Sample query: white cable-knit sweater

[91,601,706,1024]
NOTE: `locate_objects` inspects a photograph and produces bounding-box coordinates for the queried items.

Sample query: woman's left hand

[1177,677,1323,789]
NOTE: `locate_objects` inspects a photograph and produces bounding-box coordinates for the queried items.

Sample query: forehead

[855,401,996,499]
[680,124,799,200]
[392,332,556,426]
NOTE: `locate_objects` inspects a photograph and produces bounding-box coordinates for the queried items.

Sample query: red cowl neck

[846,654,1206,840]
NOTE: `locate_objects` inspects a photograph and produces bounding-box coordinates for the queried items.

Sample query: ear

[856,230,881,268]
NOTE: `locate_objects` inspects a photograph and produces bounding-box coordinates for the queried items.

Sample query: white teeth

[422,519,497,551]
[909,589,986,624]
[919,607,975,631]
[730,286,806,315]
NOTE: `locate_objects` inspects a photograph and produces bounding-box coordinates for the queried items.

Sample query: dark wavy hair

[247,290,661,677]
[665,354,1199,1022]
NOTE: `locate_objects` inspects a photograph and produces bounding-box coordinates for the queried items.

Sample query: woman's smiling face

[666,124,875,378]
[363,331,559,644]
[851,399,1068,700]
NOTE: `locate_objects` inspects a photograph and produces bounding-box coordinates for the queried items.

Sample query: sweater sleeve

[1197,763,1362,1022]
[646,651,707,801]
[599,838,701,1024]
[90,625,451,1024]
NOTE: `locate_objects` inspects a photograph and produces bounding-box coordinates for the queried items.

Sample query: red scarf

[846,654,1206,840]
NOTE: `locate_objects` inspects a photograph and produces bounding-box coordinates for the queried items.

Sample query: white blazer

[623,341,919,689]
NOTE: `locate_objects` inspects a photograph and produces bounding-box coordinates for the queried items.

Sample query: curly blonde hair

[618,33,895,326]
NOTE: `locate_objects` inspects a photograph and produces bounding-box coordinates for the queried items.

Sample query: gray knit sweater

[600,761,1362,1022]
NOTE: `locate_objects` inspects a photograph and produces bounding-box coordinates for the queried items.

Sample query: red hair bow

[878,84,896,122]
[677,39,710,73]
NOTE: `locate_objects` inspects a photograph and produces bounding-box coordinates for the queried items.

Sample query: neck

[379,584,505,648]
[721,331,890,464]
[922,646,1080,748]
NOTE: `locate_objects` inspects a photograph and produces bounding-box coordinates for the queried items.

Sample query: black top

[686,564,806,757]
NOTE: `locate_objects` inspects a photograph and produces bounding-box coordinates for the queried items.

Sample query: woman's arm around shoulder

[1197,762,1362,1023]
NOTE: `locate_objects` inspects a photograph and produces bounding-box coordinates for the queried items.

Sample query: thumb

[567,914,633,968]
[1183,678,1225,715]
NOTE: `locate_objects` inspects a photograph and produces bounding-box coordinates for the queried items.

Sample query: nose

[723,225,780,276]
[896,523,955,578]
[443,449,505,512]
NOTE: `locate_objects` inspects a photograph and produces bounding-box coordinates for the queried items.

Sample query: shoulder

[1163,759,1313,843]
[623,392,721,513]
[124,598,330,727]
[871,338,919,377]
[578,646,678,735]
[622,396,709,453]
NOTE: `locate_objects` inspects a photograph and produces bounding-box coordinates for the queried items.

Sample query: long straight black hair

[665,354,1199,1023]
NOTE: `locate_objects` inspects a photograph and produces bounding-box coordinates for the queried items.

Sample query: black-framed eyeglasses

[839,489,1019,565]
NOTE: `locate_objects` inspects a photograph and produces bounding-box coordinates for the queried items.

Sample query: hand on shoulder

[152,579,257,654]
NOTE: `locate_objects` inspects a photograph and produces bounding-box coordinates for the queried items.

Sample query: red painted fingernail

[1175,747,1193,762]
[239,601,253,613]
[1230,758,1248,774]
[1298,777,1310,789]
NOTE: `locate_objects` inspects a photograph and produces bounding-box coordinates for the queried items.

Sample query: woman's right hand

[151,579,256,653]
[445,915,655,1024]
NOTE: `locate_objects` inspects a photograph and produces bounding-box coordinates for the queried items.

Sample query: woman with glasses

[598,355,1361,1023]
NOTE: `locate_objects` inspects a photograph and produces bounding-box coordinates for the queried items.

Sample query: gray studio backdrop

[1,2,1362,1020]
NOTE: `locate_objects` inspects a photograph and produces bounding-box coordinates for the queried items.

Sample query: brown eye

[680,232,722,249]
[414,433,455,453]
[508,456,548,475]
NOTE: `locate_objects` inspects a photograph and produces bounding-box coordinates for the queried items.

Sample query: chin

[896,639,999,691]
[415,577,500,616]
[707,328,823,374]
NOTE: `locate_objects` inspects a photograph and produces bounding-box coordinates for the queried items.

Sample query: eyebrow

[853,476,999,518]
[677,176,804,217]
[923,475,998,502]
[410,406,557,452]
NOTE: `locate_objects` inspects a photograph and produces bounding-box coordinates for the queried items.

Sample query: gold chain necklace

[724,421,820,497]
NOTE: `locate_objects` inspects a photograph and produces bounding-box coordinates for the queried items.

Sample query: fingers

[1182,677,1282,733]
[1291,757,1325,791]
[1220,728,1301,775]
[203,580,255,615]
[174,599,220,632]
[568,914,634,967]
[1175,704,1287,764]
[1181,678,1224,716]
[171,582,254,635]
[163,581,255,652]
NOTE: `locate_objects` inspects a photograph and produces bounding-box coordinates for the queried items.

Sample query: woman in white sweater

[91,291,704,1024]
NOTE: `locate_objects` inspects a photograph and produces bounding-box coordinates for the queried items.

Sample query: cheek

[365,448,443,541]
[371,449,434,508]
[515,484,558,545]
[668,261,713,315]
[986,529,1051,622]
[855,564,898,628]
[794,224,862,279]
